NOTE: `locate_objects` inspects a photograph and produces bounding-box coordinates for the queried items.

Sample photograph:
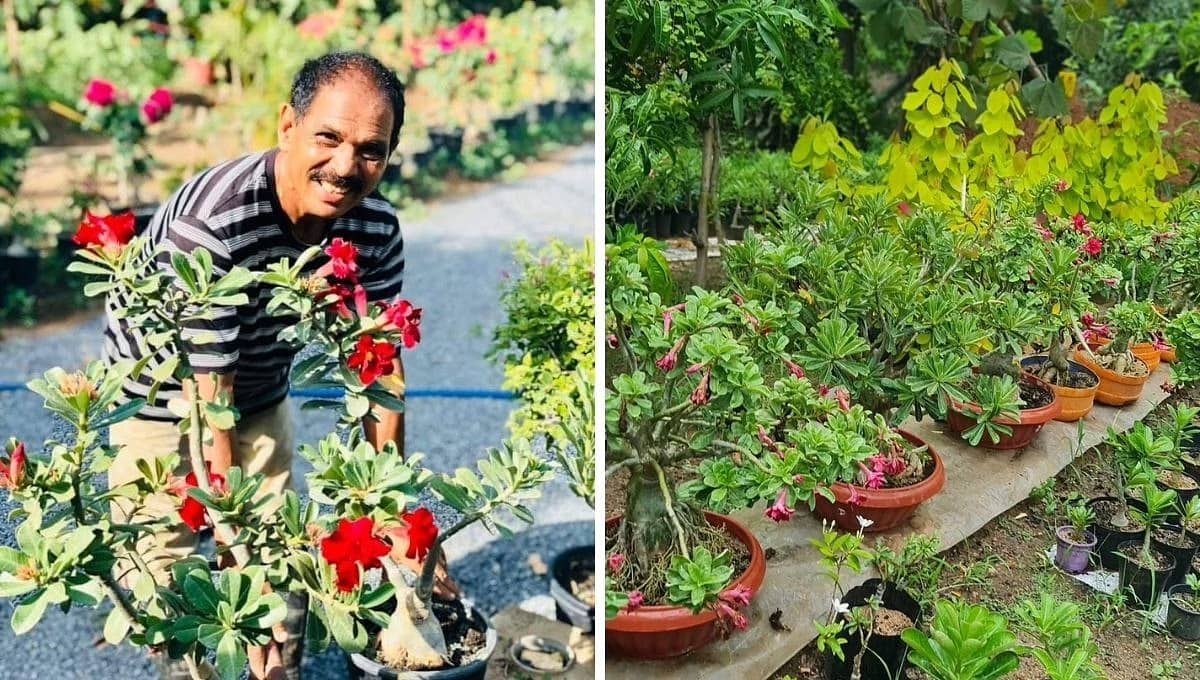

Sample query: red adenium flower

[764,489,794,522]
[347,335,397,385]
[73,211,136,254]
[328,282,368,319]
[176,465,228,533]
[83,79,116,107]
[1081,236,1104,258]
[382,300,422,349]
[323,237,360,281]
[0,442,27,490]
[399,507,439,561]
[320,517,392,592]
[141,88,173,124]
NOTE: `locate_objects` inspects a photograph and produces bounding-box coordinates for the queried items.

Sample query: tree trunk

[712,122,726,246]
[4,0,19,80]
[695,116,716,286]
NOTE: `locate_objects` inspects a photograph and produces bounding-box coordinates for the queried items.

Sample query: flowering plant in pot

[1053,503,1096,574]
[1074,300,1157,406]
[0,212,557,679]
[73,78,174,208]
[603,250,774,658]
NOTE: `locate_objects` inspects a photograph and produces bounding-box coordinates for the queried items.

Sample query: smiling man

[102,53,425,680]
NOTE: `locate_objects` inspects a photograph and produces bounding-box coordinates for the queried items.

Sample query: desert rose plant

[0,212,556,679]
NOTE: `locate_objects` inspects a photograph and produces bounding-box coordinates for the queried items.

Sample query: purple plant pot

[1055,526,1097,574]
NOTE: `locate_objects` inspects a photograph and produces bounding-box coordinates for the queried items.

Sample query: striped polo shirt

[103,149,405,421]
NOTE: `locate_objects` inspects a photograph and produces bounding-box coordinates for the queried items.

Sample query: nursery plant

[0,212,558,679]
[1012,595,1105,680]
[900,600,1023,680]
[1054,503,1096,575]
[1120,480,1179,608]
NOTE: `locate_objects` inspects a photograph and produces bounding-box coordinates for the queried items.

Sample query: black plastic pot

[493,114,526,138]
[1167,584,1200,641]
[652,211,673,239]
[1153,525,1200,589]
[0,248,40,292]
[671,209,696,237]
[347,604,496,680]
[428,127,464,158]
[1183,454,1200,481]
[412,149,436,172]
[823,579,921,680]
[1117,540,1176,610]
[564,97,594,119]
[726,223,748,241]
[536,101,560,122]
[550,545,595,633]
[1088,496,1144,570]
[1159,473,1200,505]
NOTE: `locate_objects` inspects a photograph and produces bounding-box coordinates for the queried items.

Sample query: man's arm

[192,371,238,476]
[364,355,404,456]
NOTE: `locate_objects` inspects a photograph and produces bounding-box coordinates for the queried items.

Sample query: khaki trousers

[108,399,295,587]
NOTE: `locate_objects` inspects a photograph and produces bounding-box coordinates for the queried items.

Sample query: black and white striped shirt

[104,149,405,421]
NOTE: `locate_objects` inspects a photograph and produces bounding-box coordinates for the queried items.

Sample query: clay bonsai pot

[182,57,215,86]
[811,431,945,533]
[1130,342,1161,373]
[946,373,1062,450]
[606,512,766,659]
[1019,355,1099,422]
[1167,584,1200,641]
[1054,526,1096,574]
[1162,345,1178,363]
[1073,347,1150,407]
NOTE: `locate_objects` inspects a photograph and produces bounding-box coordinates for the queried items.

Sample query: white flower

[832,598,851,616]
[856,516,874,529]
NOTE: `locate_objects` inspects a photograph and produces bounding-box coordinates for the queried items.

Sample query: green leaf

[1069,19,1104,61]
[172,253,200,294]
[12,589,49,634]
[1021,78,1068,118]
[92,399,148,431]
[216,631,246,680]
[0,547,25,573]
[104,606,132,645]
[994,34,1031,71]
[183,574,221,615]
[0,574,36,598]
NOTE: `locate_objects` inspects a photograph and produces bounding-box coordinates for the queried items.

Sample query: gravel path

[0,144,595,679]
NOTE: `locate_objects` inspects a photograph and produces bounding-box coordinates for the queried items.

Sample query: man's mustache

[309,171,363,194]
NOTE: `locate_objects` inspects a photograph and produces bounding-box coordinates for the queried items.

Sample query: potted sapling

[1167,574,1200,641]
[901,601,1023,680]
[1054,504,1096,574]
[1117,481,1178,610]
[1074,302,1157,406]
[1154,495,1200,589]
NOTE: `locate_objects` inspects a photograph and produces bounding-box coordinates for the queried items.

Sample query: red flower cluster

[715,584,753,632]
[348,336,397,386]
[323,238,360,280]
[398,507,439,561]
[175,465,228,533]
[142,88,173,124]
[409,15,497,71]
[320,517,392,592]
[0,442,27,490]
[84,79,116,107]
[868,454,907,478]
[382,300,422,349]
[82,80,173,125]
[73,211,136,255]
[1081,236,1104,258]
[1071,213,1094,236]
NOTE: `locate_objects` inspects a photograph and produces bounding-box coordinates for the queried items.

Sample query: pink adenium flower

[861,463,886,490]
[83,79,116,107]
[1081,236,1103,258]
[832,388,851,412]
[656,336,687,372]
[662,303,685,336]
[764,489,794,522]
[784,359,806,380]
[626,591,645,611]
[485,50,498,65]
[690,369,711,405]
[1036,225,1054,241]
[685,362,704,375]
[721,584,753,608]
[607,553,625,573]
[716,602,749,630]
[1081,312,1096,327]
[846,486,864,507]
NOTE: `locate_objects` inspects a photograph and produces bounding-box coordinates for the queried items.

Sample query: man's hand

[194,372,239,476]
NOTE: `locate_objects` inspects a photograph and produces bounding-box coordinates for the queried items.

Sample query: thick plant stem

[650,459,690,560]
[183,380,249,565]
[377,557,447,670]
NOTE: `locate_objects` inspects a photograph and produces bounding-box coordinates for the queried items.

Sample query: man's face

[278,74,394,222]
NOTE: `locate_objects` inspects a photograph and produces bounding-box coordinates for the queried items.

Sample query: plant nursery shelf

[605,365,1175,680]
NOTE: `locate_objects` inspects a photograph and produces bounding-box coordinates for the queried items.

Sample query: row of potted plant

[603,175,1200,659]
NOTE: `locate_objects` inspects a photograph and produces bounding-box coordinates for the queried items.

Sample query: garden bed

[604,365,1174,680]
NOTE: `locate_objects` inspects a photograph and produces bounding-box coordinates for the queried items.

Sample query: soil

[431,598,489,667]
[1018,382,1054,410]
[1092,351,1150,377]
[869,607,913,636]
[515,642,570,672]
[1158,469,1198,491]
[1119,542,1173,571]
[568,562,596,608]
[771,384,1200,680]
[1171,592,1200,614]
[1153,528,1199,551]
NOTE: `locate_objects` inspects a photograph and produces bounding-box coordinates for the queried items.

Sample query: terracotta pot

[1019,356,1098,422]
[1162,346,1178,363]
[1073,347,1150,407]
[811,431,945,532]
[605,512,767,659]
[1132,342,1162,373]
[183,57,215,86]
[946,373,1062,450]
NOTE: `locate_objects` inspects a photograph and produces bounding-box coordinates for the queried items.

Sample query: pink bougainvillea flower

[897,202,912,217]
[73,211,136,254]
[297,10,339,40]
[607,553,625,573]
[764,489,794,522]
[398,507,439,561]
[321,237,360,281]
[435,28,457,53]
[690,369,711,405]
[656,336,686,372]
[1054,179,1070,193]
[347,335,397,385]
[1081,236,1104,258]
[83,79,116,107]
[721,584,753,608]
[455,15,488,46]
[141,88,173,124]
[626,591,645,611]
